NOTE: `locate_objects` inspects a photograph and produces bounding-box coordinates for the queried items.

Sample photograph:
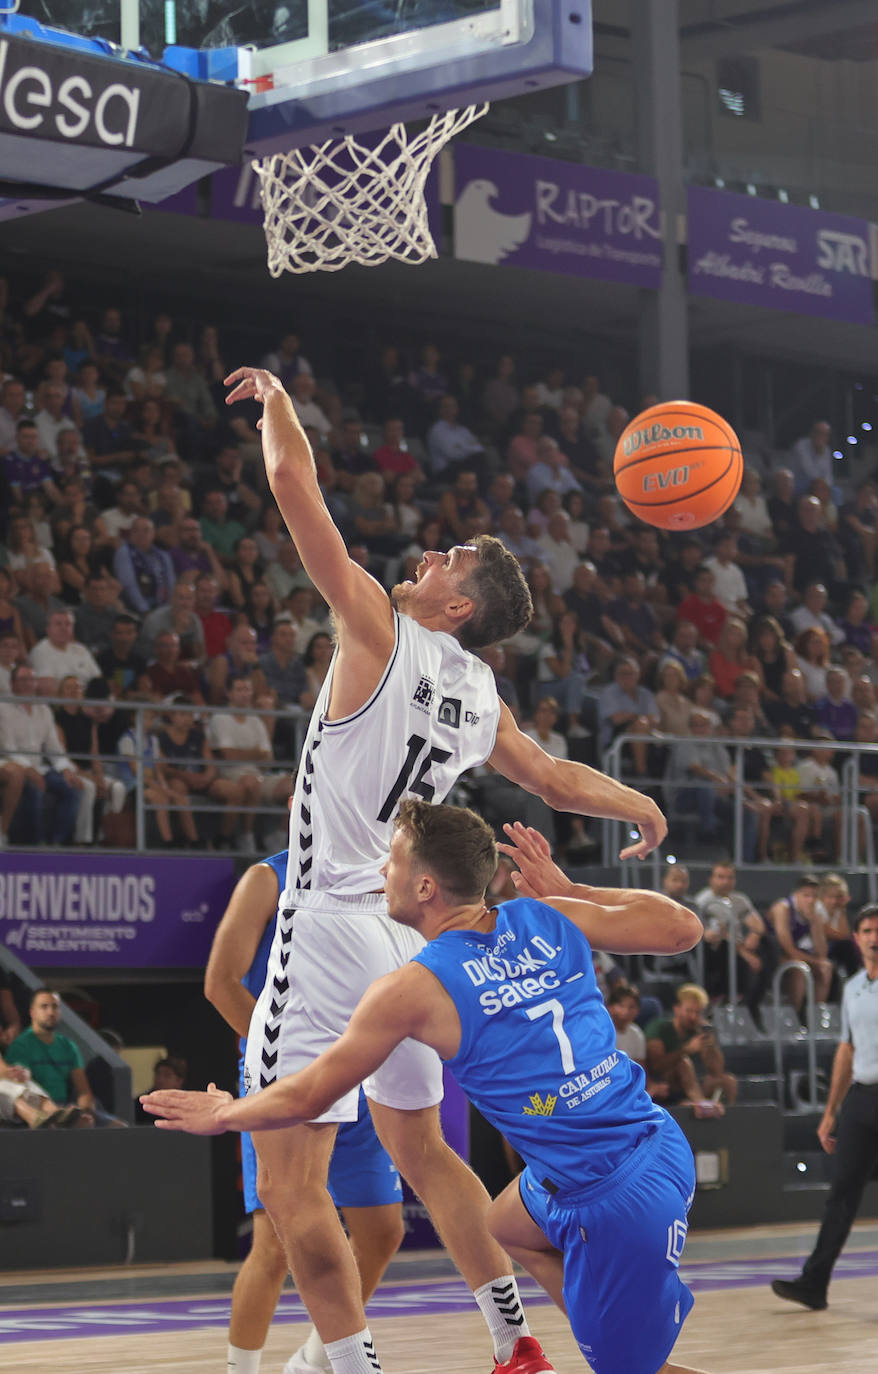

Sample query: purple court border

[3,1257,878,1343]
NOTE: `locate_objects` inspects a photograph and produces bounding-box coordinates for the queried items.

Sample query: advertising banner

[454,144,662,287]
[687,185,874,324]
[0,853,237,967]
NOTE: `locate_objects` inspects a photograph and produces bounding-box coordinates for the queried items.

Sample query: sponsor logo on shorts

[666,1218,688,1267]
[437,696,461,727]
[622,422,704,456]
[522,1091,557,1117]
[412,674,435,712]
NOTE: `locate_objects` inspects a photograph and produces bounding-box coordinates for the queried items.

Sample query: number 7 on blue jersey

[526,998,576,1073]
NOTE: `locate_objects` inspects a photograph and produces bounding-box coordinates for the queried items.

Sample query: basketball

[613,400,743,531]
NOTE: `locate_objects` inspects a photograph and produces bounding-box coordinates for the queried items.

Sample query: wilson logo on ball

[623,422,704,457]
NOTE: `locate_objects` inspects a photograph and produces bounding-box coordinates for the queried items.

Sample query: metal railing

[603,730,878,904]
[0,693,303,856]
[771,961,819,1113]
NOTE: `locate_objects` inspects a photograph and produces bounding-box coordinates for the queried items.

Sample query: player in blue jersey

[205,853,404,1374]
[148,805,707,1374]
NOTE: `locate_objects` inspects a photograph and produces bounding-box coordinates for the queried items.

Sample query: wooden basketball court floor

[3,1221,877,1373]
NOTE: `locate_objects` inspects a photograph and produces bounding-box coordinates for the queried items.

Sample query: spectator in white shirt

[791,420,834,494]
[606,983,648,1070]
[29,609,101,692]
[101,480,143,544]
[733,468,775,547]
[0,663,82,843]
[205,676,291,852]
[705,532,750,616]
[790,581,845,647]
[537,511,579,594]
[34,384,78,460]
[289,373,331,443]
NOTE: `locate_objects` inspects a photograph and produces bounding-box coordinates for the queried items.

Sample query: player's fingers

[225,381,255,405]
[511,873,538,899]
[618,840,647,861]
[526,826,553,857]
[223,367,252,386]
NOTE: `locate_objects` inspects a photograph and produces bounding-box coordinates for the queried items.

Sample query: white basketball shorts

[244,888,444,1123]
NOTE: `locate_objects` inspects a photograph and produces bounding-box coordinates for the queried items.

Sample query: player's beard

[390,580,416,613]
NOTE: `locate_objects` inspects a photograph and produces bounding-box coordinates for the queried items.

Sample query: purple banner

[687,185,874,324]
[454,145,662,287]
[0,854,237,967]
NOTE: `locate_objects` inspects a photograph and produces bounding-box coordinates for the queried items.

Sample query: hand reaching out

[140,1083,233,1135]
[498,823,575,901]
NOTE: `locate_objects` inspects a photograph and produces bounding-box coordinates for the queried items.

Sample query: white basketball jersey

[283,611,501,898]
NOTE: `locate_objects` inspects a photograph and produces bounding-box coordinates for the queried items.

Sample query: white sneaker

[284,1347,331,1374]
[239,832,257,854]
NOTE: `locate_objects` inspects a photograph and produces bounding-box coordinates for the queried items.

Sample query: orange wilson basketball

[613,400,743,531]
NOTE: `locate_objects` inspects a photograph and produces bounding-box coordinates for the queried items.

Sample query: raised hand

[498,822,574,900]
[224,367,285,409]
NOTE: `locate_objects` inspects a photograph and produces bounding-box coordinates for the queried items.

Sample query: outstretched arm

[488,702,666,859]
[142,964,446,1135]
[499,822,701,955]
[224,367,392,643]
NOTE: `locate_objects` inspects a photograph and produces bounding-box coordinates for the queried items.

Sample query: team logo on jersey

[522,1091,557,1117]
[412,674,436,712]
[437,696,461,727]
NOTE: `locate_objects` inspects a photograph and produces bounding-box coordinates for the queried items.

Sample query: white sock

[473,1275,530,1363]
[302,1327,330,1369]
[227,1344,262,1374]
[323,1328,382,1374]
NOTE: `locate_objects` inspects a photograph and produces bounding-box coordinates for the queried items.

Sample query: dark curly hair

[457,534,533,650]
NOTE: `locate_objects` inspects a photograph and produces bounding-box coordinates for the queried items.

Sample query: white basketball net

[254,103,488,276]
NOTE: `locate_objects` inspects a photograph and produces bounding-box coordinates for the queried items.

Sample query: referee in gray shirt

[772,903,878,1309]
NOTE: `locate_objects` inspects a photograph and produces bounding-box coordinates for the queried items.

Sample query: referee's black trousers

[801,1083,878,1294]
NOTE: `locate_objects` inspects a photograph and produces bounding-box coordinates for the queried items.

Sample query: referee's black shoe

[770,1278,827,1310]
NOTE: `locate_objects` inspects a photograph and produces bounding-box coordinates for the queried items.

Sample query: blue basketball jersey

[241,850,287,1002]
[414,897,665,1194]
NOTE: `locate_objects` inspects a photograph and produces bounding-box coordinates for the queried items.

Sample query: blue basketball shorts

[239,1063,401,1214]
[519,1116,696,1374]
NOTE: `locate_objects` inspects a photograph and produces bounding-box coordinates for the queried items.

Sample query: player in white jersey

[223,365,668,1374]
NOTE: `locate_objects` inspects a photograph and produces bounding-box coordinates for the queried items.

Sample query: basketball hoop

[253,103,488,276]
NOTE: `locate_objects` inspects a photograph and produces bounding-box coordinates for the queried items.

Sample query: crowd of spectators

[1,269,878,863]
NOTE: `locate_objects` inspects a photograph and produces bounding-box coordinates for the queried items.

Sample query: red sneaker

[493,1337,555,1374]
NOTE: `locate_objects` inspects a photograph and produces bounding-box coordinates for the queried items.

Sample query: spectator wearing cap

[767,875,834,1021]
